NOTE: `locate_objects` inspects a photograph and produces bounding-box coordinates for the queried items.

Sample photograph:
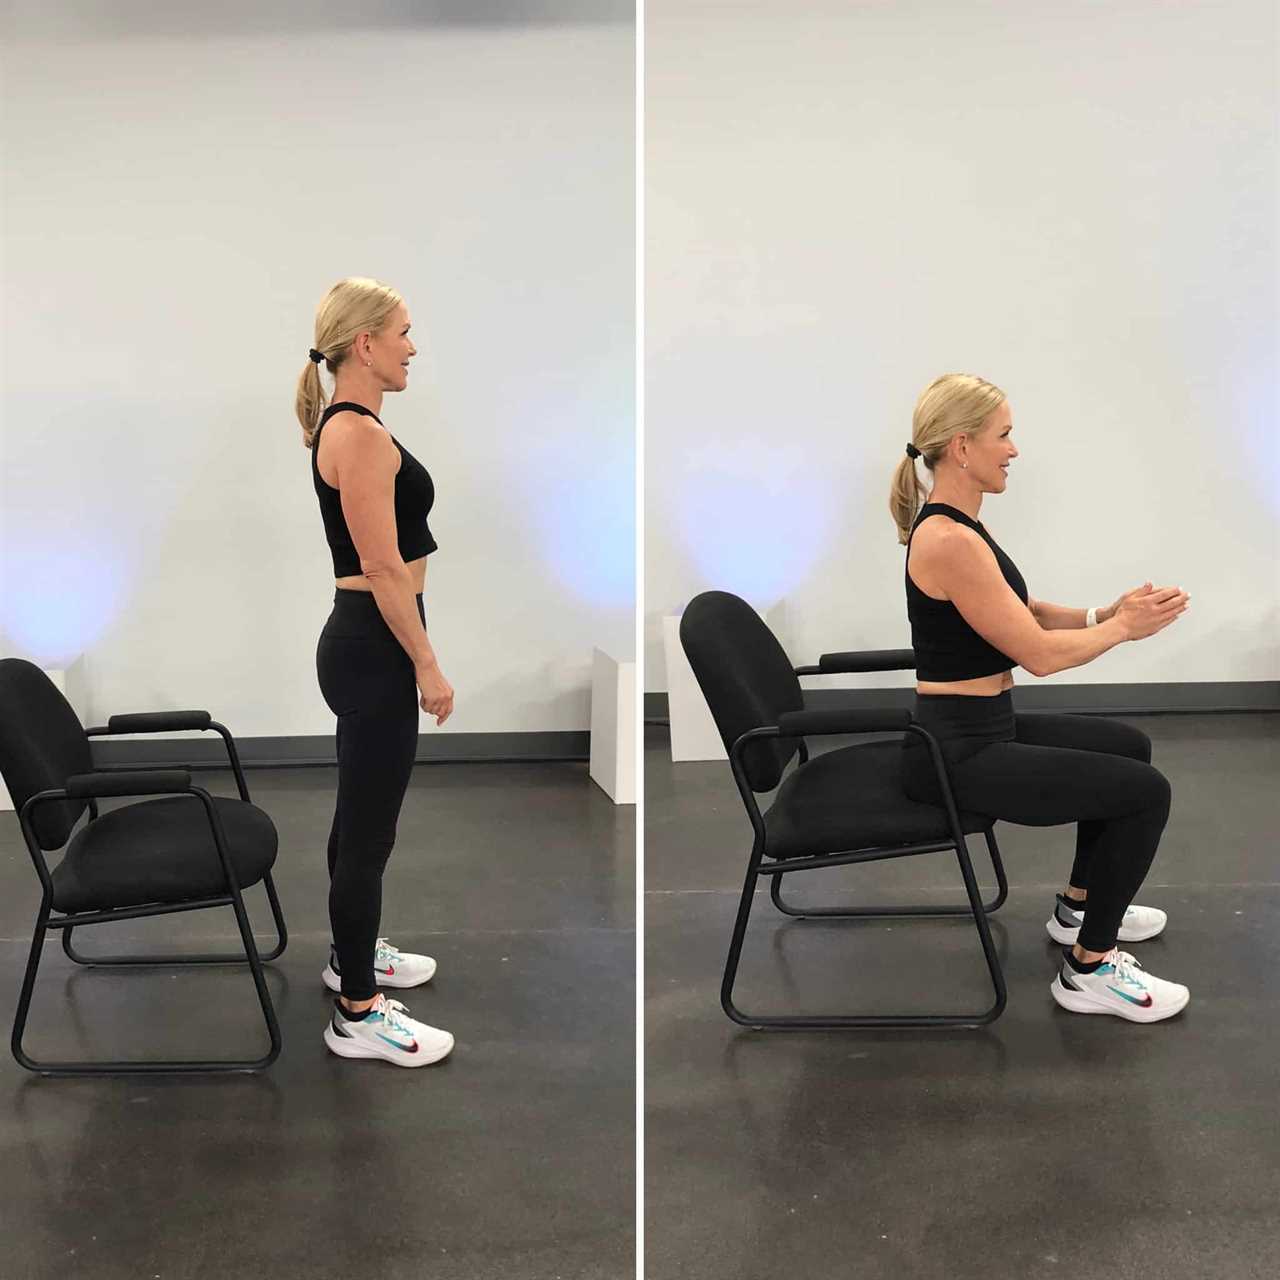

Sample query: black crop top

[311,402,438,578]
[905,502,1029,681]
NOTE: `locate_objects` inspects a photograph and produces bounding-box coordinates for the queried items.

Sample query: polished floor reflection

[645,713,1280,1280]
[1,761,634,1280]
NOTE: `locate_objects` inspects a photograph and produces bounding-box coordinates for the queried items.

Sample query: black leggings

[900,691,1172,953]
[316,588,423,1000]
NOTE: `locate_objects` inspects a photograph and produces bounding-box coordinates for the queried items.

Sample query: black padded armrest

[64,770,193,798]
[775,708,911,738]
[103,711,212,734]
[816,649,915,674]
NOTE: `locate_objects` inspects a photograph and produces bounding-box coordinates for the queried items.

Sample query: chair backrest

[679,591,804,792]
[0,658,93,849]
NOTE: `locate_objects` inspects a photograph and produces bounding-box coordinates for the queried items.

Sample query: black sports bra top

[311,402,437,578]
[905,503,1029,682]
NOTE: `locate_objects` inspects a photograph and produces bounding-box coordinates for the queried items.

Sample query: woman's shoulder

[316,413,398,482]
[911,514,992,589]
[323,404,384,429]
[322,411,392,447]
[914,509,982,547]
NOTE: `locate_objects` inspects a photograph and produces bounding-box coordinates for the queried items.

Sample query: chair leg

[723,832,1007,1029]
[982,829,1009,911]
[10,901,51,1073]
[62,872,288,966]
[769,828,1009,919]
[12,885,283,1076]
[952,833,1007,1025]
[225,873,284,1073]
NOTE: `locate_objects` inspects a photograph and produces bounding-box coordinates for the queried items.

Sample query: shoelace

[373,994,413,1035]
[1103,948,1148,992]
[374,937,403,963]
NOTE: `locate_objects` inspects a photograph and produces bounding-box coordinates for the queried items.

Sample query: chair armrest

[812,648,916,674]
[87,763,198,774]
[64,770,193,799]
[775,708,911,738]
[85,714,251,804]
[89,711,212,735]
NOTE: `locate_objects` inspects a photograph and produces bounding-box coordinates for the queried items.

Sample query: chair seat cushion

[50,795,278,913]
[763,740,993,860]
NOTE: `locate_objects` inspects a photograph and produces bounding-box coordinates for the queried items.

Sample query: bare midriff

[915,670,1015,697]
[335,556,428,594]
[909,521,1015,698]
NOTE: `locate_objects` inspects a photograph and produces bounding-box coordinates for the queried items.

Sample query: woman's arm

[942,533,1127,677]
[1029,598,1116,631]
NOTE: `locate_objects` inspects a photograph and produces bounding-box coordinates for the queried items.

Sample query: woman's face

[955,399,1018,491]
[361,302,417,391]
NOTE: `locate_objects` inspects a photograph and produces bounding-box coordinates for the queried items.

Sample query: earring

[962,462,968,470]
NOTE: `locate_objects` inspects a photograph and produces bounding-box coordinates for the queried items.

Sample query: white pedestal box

[661,614,730,762]
[588,648,635,805]
[0,662,89,812]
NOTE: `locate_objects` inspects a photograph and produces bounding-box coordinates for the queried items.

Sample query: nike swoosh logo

[376,964,396,976]
[1108,985,1153,1008]
[375,1031,418,1052]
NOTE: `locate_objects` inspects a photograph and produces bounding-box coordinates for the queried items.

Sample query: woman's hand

[1106,581,1153,621]
[415,660,454,726]
[1114,582,1191,642]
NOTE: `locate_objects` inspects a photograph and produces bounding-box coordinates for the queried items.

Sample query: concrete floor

[645,713,1280,1280]
[0,760,634,1280]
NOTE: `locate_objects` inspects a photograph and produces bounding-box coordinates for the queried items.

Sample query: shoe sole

[1050,974,1189,1023]
[1044,916,1166,946]
[321,960,437,993]
[323,1023,454,1067]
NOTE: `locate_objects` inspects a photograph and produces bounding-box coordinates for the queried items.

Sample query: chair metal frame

[11,716,286,1076]
[718,649,1008,1030]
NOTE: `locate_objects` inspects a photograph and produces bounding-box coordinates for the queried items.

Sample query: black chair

[0,658,287,1075]
[679,591,1007,1029]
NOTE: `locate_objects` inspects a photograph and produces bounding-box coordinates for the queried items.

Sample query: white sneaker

[322,937,437,993]
[322,993,454,1067]
[1045,895,1167,946]
[1051,948,1189,1023]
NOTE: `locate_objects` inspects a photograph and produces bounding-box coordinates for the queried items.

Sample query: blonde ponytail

[889,454,929,547]
[296,357,328,449]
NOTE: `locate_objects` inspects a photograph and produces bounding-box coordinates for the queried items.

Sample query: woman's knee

[1136,763,1171,814]
[1103,719,1152,764]
[330,823,398,876]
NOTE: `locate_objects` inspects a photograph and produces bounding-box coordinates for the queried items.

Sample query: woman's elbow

[359,555,406,582]
[1021,652,1050,679]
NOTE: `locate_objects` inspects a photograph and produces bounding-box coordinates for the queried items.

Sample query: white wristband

[1086,607,1099,628]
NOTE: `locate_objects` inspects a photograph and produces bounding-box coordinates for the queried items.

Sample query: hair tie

[308,348,325,364]
[905,442,921,459]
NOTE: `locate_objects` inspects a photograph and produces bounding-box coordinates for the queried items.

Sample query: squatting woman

[892,373,1191,1023]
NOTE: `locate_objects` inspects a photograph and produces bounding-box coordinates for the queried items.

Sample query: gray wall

[0,2,635,738]
[646,0,1278,695]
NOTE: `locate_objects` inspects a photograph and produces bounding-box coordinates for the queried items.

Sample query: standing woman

[892,374,1192,1023]
[296,277,455,1067]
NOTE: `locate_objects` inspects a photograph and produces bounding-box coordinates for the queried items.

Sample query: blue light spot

[1,536,129,667]
[529,433,635,609]
[668,443,836,610]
